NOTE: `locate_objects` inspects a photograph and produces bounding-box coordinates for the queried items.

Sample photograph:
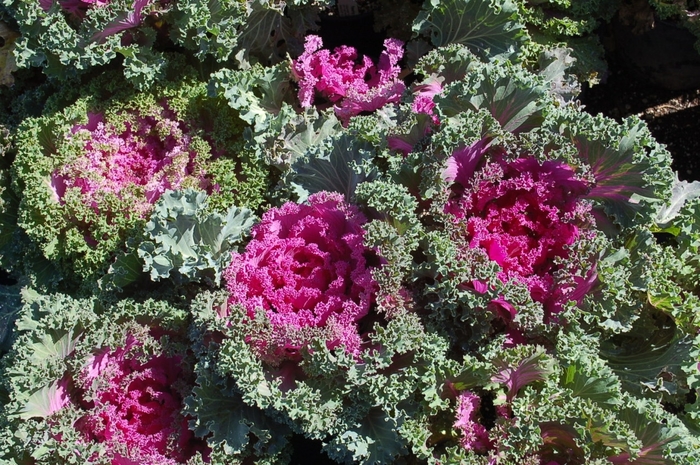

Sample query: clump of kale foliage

[0,1,698,464]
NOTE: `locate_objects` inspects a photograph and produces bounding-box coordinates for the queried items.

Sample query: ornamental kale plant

[292,35,406,125]
[443,143,595,321]
[7,67,268,292]
[0,291,210,464]
[5,0,333,88]
[0,0,699,464]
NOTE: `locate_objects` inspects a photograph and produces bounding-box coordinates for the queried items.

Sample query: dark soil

[580,37,700,182]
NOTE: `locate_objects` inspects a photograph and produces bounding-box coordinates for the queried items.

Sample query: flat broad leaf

[601,327,693,401]
[291,133,377,202]
[324,408,407,465]
[29,329,79,361]
[412,0,525,59]
[105,250,145,289]
[235,1,293,66]
[18,379,71,420]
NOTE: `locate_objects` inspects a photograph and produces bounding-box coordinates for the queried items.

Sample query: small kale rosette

[0,292,209,464]
[222,191,377,364]
[292,35,406,125]
[11,70,267,290]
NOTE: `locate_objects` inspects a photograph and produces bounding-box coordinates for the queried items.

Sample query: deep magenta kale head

[75,335,208,464]
[291,35,406,125]
[223,191,378,365]
[444,141,594,320]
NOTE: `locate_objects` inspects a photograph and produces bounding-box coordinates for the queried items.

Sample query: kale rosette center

[76,338,208,463]
[51,110,205,219]
[223,191,378,364]
[446,145,594,319]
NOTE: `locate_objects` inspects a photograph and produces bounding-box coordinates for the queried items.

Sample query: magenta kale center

[223,191,378,364]
[446,147,592,315]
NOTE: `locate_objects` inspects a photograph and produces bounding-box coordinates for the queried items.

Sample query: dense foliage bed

[0,1,698,464]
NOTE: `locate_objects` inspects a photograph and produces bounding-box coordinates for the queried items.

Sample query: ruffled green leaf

[169,0,248,62]
[324,408,407,465]
[185,365,290,457]
[655,173,700,228]
[562,363,622,407]
[608,398,700,464]
[137,189,255,286]
[435,55,548,133]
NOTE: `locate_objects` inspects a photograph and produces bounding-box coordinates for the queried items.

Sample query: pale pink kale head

[51,109,206,219]
[444,140,593,320]
[292,35,406,125]
[76,336,208,464]
[454,391,492,453]
[223,191,378,365]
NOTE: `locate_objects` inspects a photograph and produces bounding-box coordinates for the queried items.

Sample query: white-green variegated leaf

[137,189,255,285]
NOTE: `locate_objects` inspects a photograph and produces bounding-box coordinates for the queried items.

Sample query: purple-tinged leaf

[576,125,665,230]
[441,137,490,186]
[92,0,151,43]
[18,378,71,419]
[491,347,555,401]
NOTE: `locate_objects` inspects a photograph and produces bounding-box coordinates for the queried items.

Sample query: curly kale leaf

[655,173,700,229]
[185,362,291,458]
[137,189,255,286]
[0,280,21,356]
[169,0,248,62]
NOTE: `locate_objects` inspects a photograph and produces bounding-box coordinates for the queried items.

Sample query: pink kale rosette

[444,140,594,321]
[292,35,406,125]
[223,191,378,365]
[51,110,206,220]
[75,335,208,464]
